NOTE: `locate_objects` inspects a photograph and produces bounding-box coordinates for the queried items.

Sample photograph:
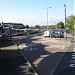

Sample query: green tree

[57,22,64,29]
[66,15,75,30]
[47,25,52,30]
[40,25,47,29]
[35,25,40,29]
[25,25,29,29]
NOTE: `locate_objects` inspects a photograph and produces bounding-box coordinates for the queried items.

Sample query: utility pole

[47,7,48,28]
[64,4,66,29]
[46,7,51,30]
[64,4,67,40]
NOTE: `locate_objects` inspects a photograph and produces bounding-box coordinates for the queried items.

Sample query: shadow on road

[0,35,74,75]
[0,39,14,47]
[0,38,36,75]
[0,49,37,75]
[14,35,74,75]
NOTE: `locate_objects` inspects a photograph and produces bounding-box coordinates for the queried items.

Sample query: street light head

[64,4,66,7]
[49,7,51,8]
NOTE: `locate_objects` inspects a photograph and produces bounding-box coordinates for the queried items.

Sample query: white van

[44,30,50,38]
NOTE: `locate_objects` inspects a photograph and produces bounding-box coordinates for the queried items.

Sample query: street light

[64,4,67,40]
[64,4,66,29]
[44,7,51,30]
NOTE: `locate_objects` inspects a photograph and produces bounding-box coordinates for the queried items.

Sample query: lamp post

[47,7,48,28]
[46,7,51,30]
[64,4,67,40]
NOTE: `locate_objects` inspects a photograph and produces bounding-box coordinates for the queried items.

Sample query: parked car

[53,29,64,38]
[44,30,50,38]
[0,26,4,38]
[44,29,64,38]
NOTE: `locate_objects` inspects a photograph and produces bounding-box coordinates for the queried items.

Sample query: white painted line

[73,53,75,55]
[40,54,50,58]
[72,55,75,56]
[72,57,75,59]
[18,49,38,75]
[18,44,27,49]
[69,64,75,67]
[70,60,75,63]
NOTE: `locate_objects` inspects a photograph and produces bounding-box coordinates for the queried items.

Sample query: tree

[25,25,29,29]
[66,15,75,30]
[35,25,40,29]
[40,25,47,29]
[47,25,52,30]
[57,22,64,29]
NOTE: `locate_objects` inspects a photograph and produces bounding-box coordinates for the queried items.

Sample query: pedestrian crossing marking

[69,64,75,67]
[70,60,75,63]
[72,55,75,56]
[72,57,75,59]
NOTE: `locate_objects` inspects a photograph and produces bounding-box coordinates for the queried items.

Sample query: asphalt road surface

[53,39,75,75]
[0,56,36,75]
[13,35,70,75]
[0,39,37,75]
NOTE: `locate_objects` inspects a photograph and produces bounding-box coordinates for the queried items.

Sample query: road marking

[69,64,75,67]
[72,55,75,56]
[18,44,27,49]
[19,48,38,75]
[69,45,75,68]
[73,53,75,55]
[69,46,75,68]
[18,43,38,51]
[72,57,75,59]
[49,44,70,75]
[70,60,75,63]
[40,54,50,58]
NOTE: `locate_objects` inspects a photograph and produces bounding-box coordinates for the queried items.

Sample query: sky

[0,0,74,26]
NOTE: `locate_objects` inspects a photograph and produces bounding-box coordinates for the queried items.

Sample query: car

[44,30,50,38]
[53,29,64,38]
[0,26,4,38]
